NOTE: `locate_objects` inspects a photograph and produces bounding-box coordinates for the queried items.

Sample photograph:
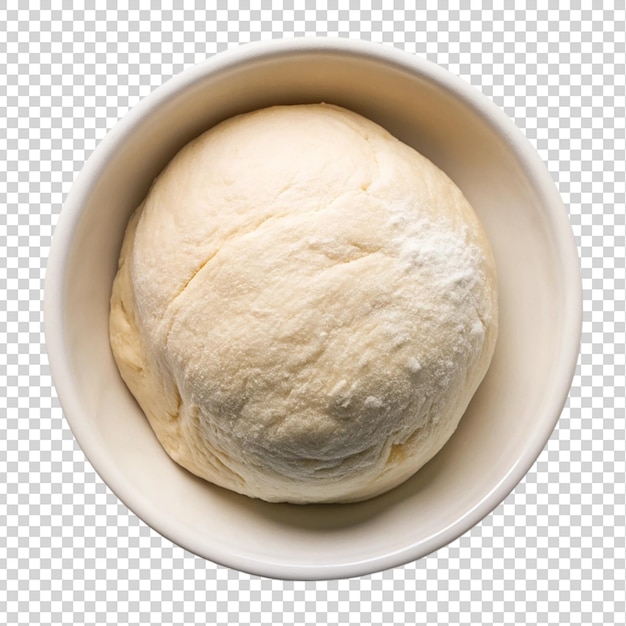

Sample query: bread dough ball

[109,104,497,504]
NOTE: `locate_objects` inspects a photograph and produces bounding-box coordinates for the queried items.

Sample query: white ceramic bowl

[45,38,581,580]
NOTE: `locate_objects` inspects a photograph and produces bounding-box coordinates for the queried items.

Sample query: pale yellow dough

[109,104,498,503]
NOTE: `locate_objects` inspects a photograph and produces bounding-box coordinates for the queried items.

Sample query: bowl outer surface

[45,38,581,580]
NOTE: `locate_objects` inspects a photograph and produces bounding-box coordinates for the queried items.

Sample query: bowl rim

[44,36,582,580]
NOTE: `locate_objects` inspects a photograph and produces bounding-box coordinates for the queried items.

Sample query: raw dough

[109,104,498,503]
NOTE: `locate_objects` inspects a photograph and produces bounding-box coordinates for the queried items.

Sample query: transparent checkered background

[1,3,624,625]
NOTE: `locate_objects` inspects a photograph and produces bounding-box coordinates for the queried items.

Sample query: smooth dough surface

[109,104,498,503]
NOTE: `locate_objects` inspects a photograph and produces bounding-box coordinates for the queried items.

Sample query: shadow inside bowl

[246,467,444,533]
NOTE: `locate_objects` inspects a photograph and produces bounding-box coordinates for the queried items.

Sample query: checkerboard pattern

[1,4,624,625]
